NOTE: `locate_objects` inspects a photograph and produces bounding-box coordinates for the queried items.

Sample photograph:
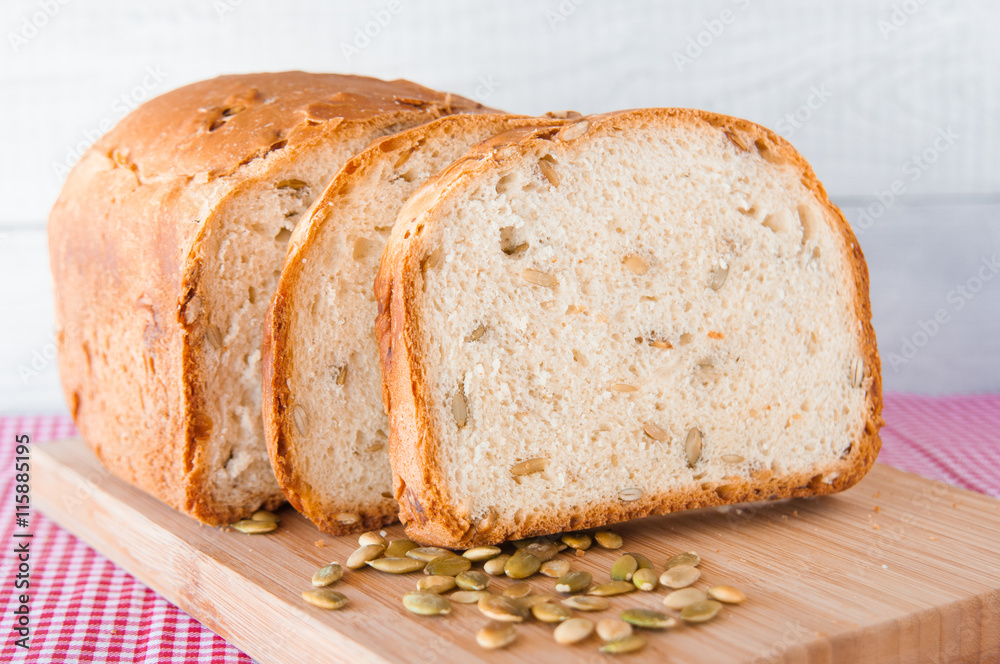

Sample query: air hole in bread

[247,286,256,304]
[499,226,528,256]
[762,210,795,235]
[352,237,371,261]
[496,173,515,195]
[422,247,443,272]
[274,228,292,244]
[276,179,308,191]
[755,138,784,165]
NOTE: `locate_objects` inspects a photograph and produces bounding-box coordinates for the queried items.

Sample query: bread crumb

[315,539,328,547]
[929,536,938,541]
[575,549,585,557]
[872,524,880,530]
[792,510,798,517]
[873,506,880,513]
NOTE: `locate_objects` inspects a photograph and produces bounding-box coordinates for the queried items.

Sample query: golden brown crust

[263,114,563,536]
[49,72,486,526]
[374,108,884,548]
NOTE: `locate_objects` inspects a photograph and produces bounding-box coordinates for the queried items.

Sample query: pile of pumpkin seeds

[296,527,748,655]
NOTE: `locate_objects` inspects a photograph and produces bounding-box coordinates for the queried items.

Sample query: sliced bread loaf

[49,72,487,525]
[375,109,884,547]
[263,113,565,535]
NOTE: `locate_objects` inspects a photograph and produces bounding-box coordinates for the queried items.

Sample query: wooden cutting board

[34,438,1000,664]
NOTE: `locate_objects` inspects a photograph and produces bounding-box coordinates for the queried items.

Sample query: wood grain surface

[34,438,1000,663]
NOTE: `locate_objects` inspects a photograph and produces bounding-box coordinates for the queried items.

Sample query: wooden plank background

[1,0,998,411]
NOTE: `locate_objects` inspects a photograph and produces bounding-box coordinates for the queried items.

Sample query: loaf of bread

[48,72,486,525]
[263,113,566,535]
[375,109,884,548]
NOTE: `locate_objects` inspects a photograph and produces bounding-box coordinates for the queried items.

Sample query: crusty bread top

[375,109,883,547]
[96,71,480,181]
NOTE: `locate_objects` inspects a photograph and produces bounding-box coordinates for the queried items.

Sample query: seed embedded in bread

[685,428,703,467]
[510,458,548,477]
[521,268,558,288]
[452,387,468,428]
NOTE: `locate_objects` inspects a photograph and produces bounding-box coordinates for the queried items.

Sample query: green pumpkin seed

[482,554,510,576]
[631,568,659,592]
[505,550,541,579]
[425,555,472,576]
[463,546,502,562]
[520,594,556,609]
[367,557,425,573]
[600,634,647,654]
[402,591,451,616]
[620,608,677,630]
[301,588,348,610]
[384,539,419,558]
[610,554,638,581]
[596,618,633,642]
[358,531,386,547]
[523,541,559,562]
[250,510,280,523]
[532,602,573,623]
[663,588,708,609]
[665,551,700,569]
[407,546,457,562]
[417,575,457,594]
[311,563,343,587]
[478,595,529,622]
[561,532,592,550]
[660,564,700,589]
[231,519,277,534]
[680,600,723,623]
[555,570,592,594]
[347,544,386,569]
[553,617,594,644]
[503,582,531,599]
[476,621,516,650]
[456,570,490,591]
[561,596,609,611]
[450,590,492,604]
[708,584,746,604]
[593,531,623,550]
[588,580,636,597]
[624,552,653,570]
[540,559,571,578]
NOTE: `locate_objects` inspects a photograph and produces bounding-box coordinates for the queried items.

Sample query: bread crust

[374,109,884,548]
[263,114,564,535]
[49,72,486,526]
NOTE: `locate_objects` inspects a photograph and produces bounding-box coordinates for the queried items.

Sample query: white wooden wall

[1,0,998,412]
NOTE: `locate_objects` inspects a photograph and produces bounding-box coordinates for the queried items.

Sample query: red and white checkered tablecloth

[1,394,998,663]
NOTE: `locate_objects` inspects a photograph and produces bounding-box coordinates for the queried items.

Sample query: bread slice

[375,109,884,548]
[48,72,488,525]
[263,113,565,535]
